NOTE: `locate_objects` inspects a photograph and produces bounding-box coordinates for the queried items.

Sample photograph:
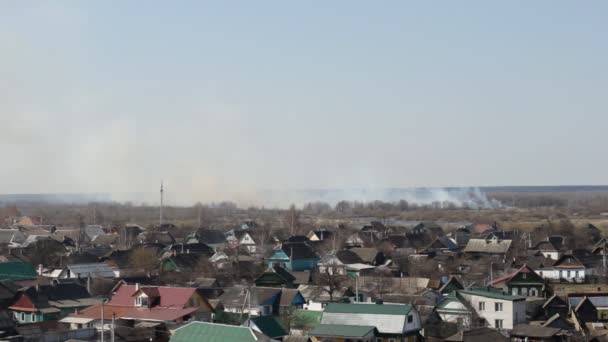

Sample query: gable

[509,269,545,284]
[437,296,469,312]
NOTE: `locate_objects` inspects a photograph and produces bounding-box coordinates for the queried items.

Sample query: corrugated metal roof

[324,303,412,315]
[464,238,512,254]
[171,322,259,342]
[310,324,375,338]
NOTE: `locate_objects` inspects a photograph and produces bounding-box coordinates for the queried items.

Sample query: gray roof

[61,263,115,278]
[464,238,512,254]
[321,303,415,334]
[511,324,561,338]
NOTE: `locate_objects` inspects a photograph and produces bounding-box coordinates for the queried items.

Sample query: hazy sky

[1,1,607,205]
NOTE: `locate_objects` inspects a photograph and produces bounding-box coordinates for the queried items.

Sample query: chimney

[87,276,91,294]
[135,283,140,291]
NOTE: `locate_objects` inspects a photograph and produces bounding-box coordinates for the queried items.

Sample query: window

[512,288,518,295]
[407,314,413,323]
[495,302,503,312]
[478,302,485,311]
[495,319,503,328]
[136,296,141,306]
[20,313,25,322]
[522,273,527,279]
[567,270,571,278]
[530,288,538,297]
[31,313,35,322]
[575,271,579,278]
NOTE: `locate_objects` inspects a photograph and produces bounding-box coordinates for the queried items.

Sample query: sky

[0,1,607,206]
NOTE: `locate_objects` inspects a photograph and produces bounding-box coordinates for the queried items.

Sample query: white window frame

[31,313,36,322]
[20,312,25,322]
[479,301,485,311]
[495,302,503,312]
[495,319,503,328]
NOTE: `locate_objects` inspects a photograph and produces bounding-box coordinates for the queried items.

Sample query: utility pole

[100,300,104,342]
[111,313,115,342]
[160,181,164,227]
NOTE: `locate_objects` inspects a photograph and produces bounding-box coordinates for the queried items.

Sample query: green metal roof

[324,302,413,315]
[170,322,258,342]
[310,324,376,338]
[250,315,288,338]
[0,261,37,280]
[459,289,525,301]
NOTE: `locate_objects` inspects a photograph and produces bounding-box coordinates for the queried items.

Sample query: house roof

[171,322,263,342]
[321,303,414,335]
[569,293,608,308]
[532,240,558,252]
[444,327,508,342]
[553,254,585,269]
[463,238,511,254]
[335,249,364,264]
[511,324,561,338]
[0,261,37,281]
[195,230,227,245]
[489,264,542,286]
[281,243,318,260]
[250,315,288,338]
[219,286,280,307]
[324,302,412,315]
[542,294,568,309]
[290,271,311,285]
[10,283,93,311]
[63,263,115,278]
[349,248,379,263]
[310,324,376,338]
[459,288,525,301]
[121,306,199,322]
[109,283,196,308]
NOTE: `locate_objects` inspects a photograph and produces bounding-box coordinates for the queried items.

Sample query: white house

[535,254,586,283]
[457,288,527,330]
[225,230,257,253]
[531,240,560,261]
[320,302,422,339]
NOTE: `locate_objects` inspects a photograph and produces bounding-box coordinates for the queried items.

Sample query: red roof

[69,303,197,322]
[120,307,198,321]
[489,265,534,286]
[108,284,196,308]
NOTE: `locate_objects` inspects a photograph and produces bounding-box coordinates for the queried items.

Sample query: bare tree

[129,248,159,277]
[314,261,348,303]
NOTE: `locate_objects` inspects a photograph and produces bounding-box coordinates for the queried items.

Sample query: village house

[170,321,269,342]
[64,282,214,333]
[313,302,422,341]
[437,288,526,330]
[267,243,319,271]
[531,240,561,261]
[459,288,527,330]
[219,286,305,317]
[489,264,546,297]
[226,229,258,253]
[536,254,586,283]
[463,236,512,256]
[9,282,99,323]
[307,229,334,242]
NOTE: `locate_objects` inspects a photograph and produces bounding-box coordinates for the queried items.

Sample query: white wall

[459,293,524,330]
[536,268,585,283]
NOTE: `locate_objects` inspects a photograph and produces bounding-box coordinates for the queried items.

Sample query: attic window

[135,296,149,307]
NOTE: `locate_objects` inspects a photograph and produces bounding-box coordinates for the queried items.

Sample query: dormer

[132,285,160,308]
